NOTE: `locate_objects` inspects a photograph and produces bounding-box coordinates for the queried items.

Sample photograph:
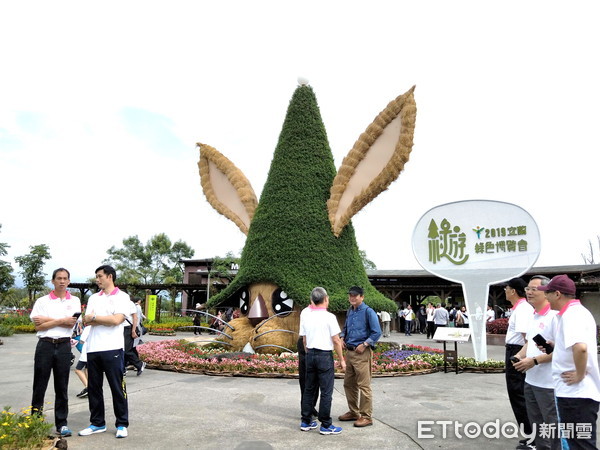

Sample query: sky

[1,1,599,284]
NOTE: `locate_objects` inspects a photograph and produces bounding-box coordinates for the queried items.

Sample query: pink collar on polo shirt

[99,287,120,296]
[49,290,71,300]
[512,298,526,310]
[557,299,581,316]
[309,305,327,311]
[535,304,551,316]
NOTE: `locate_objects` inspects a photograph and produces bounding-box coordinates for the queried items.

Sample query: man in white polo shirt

[78,265,131,439]
[513,275,559,450]
[539,274,600,449]
[504,277,534,449]
[30,268,81,438]
[299,287,346,435]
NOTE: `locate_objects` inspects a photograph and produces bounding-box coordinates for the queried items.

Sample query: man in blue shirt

[338,286,382,427]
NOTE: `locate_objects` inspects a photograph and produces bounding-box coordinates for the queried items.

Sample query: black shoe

[516,440,535,449]
[76,388,88,398]
[137,362,146,376]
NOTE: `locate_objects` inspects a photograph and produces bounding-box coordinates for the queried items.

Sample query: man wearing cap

[339,286,382,427]
[538,274,600,449]
[503,277,534,449]
[513,275,560,450]
[30,268,81,438]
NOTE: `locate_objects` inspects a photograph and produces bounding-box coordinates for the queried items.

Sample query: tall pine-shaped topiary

[208,85,397,312]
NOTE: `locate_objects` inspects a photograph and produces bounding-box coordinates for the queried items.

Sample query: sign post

[412,200,540,361]
[433,327,472,374]
[146,294,157,322]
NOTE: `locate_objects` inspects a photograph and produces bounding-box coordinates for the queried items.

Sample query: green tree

[0,287,28,308]
[207,252,240,299]
[105,233,195,284]
[0,224,15,294]
[14,244,51,306]
[359,249,377,270]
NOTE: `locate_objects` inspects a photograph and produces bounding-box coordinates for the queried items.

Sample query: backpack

[449,309,457,321]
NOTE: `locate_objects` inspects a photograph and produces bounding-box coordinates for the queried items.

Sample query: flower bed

[0,406,54,449]
[148,328,176,336]
[137,340,501,377]
[405,353,505,373]
[486,318,508,334]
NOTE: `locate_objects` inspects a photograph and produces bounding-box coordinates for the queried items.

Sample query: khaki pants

[343,348,373,419]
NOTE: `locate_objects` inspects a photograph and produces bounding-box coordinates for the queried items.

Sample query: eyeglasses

[525,287,538,292]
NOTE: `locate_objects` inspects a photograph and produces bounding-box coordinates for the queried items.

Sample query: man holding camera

[30,268,81,438]
[513,275,559,450]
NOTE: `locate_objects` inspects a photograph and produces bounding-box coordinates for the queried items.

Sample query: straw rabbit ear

[327,86,417,237]
[198,143,258,235]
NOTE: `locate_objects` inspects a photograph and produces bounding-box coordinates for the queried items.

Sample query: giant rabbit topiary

[197,81,417,353]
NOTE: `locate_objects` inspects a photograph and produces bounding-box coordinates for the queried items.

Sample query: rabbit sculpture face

[198,84,416,354]
[222,282,299,353]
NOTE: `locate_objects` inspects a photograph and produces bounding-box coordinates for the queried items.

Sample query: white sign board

[433,327,471,342]
[412,200,540,361]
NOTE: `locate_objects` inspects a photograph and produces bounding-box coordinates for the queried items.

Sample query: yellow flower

[1,422,8,426]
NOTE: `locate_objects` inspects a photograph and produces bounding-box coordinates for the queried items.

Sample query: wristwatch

[533,357,538,365]
[91,314,96,323]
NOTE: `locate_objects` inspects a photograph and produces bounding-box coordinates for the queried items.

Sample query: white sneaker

[78,425,107,436]
[116,426,128,438]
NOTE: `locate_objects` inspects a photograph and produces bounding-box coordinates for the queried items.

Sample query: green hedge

[144,319,206,332]
[209,86,396,313]
[0,324,14,336]
[11,324,35,333]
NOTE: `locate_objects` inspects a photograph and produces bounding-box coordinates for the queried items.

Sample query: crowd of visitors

[30,267,599,448]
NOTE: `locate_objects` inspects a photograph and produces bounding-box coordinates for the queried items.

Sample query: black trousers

[123,326,142,370]
[301,349,335,428]
[87,349,129,428]
[31,340,71,429]
[556,396,599,449]
[297,337,319,417]
[426,321,435,338]
[505,344,532,435]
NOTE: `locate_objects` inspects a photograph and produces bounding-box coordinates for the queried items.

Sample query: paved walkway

[0,331,548,449]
